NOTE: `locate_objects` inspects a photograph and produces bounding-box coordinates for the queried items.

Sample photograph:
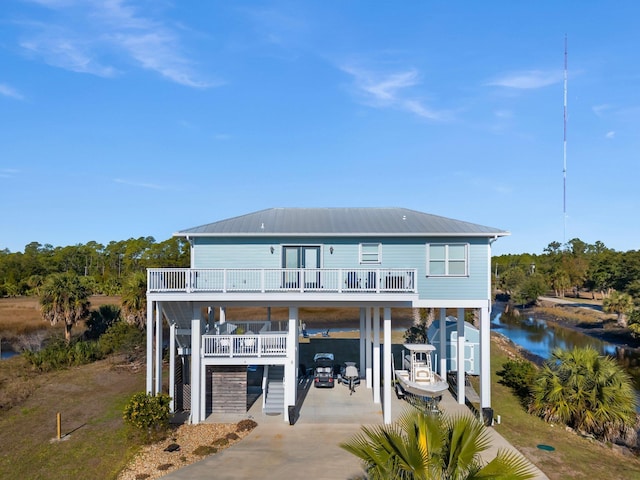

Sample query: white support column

[479,304,491,410]
[457,308,465,405]
[154,303,163,395]
[439,309,447,379]
[373,307,381,404]
[365,307,372,389]
[200,351,206,422]
[284,307,299,423]
[169,323,176,413]
[146,300,154,394]
[190,318,202,424]
[383,307,392,424]
[359,308,366,377]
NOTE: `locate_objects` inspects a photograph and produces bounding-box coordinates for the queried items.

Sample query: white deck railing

[202,333,287,357]
[148,268,417,294]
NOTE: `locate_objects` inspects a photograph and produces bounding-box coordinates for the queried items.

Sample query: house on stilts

[145,207,508,424]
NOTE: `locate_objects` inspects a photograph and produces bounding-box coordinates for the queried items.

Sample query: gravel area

[117,422,255,480]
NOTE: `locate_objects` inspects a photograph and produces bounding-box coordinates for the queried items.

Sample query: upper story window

[427,243,468,276]
[360,243,381,264]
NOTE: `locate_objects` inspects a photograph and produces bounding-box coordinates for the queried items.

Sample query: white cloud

[113,32,217,88]
[605,131,615,139]
[18,0,215,88]
[592,104,611,117]
[114,178,164,190]
[0,84,24,100]
[494,109,513,119]
[20,32,118,77]
[0,168,20,178]
[340,65,449,121]
[487,70,563,89]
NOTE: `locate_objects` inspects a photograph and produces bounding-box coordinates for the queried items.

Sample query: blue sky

[1,1,639,256]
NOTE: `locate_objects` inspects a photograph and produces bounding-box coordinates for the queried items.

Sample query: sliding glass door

[282,246,320,288]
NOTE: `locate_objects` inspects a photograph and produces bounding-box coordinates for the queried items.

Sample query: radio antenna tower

[563,35,568,242]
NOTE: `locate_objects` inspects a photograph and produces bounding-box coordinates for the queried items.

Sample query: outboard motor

[343,362,359,396]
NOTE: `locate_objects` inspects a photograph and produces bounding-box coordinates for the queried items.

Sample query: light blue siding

[191,235,490,300]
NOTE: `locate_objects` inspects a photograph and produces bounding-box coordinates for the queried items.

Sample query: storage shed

[428,317,480,375]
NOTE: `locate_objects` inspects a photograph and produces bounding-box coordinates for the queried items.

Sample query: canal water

[1,350,18,360]
[491,309,640,394]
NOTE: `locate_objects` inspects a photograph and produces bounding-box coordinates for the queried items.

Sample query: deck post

[383,308,392,424]
[439,309,447,379]
[154,302,163,395]
[479,304,491,410]
[191,317,202,424]
[146,301,154,394]
[457,308,465,405]
[169,323,176,413]
[365,307,372,389]
[359,308,365,379]
[373,307,381,404]
[284,307,299,423]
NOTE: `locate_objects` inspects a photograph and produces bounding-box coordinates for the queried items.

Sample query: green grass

[2,332,639,479]
[0,356,145,480]
[486,337,640,479]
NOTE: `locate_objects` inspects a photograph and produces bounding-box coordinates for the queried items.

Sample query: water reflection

[492,312,618,359]
[492,311,640,392]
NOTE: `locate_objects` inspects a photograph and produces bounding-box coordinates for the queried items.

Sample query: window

[427,243,468,276]
[360,243,381,264]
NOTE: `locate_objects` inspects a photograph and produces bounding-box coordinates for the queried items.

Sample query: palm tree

[40,272,91,343]
[529,346,637,442]
[603,290,635,327]
[85,304,121,339]
[340,409,535,480]
[121,271,147,329]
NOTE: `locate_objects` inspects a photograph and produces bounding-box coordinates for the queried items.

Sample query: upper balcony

[147,268,417,295]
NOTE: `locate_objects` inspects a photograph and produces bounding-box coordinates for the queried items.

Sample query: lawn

[0,355,145,479]
[486,334,640,479]
[2,295,639,479]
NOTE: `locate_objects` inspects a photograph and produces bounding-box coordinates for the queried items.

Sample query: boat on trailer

[394,344,449,399]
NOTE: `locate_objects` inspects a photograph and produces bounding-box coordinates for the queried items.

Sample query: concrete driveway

[162,379,548,480]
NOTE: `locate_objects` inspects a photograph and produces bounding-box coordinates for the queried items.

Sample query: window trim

[359,242,382,264]
[426,243,469,277]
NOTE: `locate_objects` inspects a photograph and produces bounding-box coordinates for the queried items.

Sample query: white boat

[394,344,449,398]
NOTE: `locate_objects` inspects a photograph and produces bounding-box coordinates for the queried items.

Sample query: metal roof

[175,207,509,238]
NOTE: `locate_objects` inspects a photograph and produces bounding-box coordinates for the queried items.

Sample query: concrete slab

[163,381,548,480]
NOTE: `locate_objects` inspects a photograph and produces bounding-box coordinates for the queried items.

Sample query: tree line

[493,237,640,334]
[0,236,190,297]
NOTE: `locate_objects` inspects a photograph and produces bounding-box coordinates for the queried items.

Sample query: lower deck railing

[202,333,287,358]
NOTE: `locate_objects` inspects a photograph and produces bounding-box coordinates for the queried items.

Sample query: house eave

[174,232,511,239]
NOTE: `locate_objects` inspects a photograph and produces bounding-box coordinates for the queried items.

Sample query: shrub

[85,304,121,340]
[123,392,171,442]
[99,320,144,356]
[236,419,258,432]
[212,437,229,447]
[529,346,637,443]
[23,337,102,371]
[193,445,218,456]
[497,359,536,401]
